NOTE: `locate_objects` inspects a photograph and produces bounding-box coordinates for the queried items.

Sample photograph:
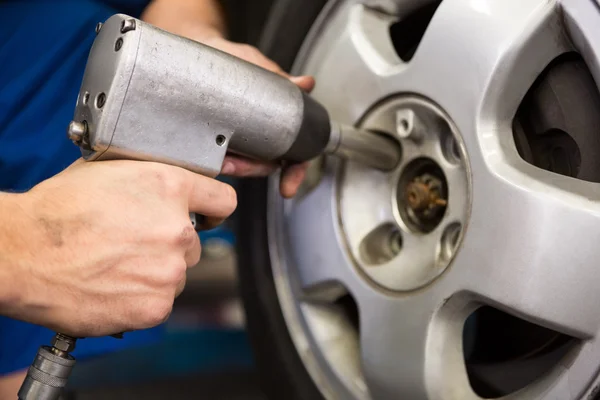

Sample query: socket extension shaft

[326,122,400,170]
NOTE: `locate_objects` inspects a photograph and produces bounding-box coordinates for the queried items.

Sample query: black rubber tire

[234,1,328,399]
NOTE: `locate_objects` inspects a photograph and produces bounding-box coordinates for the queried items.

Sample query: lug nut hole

[115,37,123,51]
[359,223,402,266]
[439,222,462,263]
[442,134,463,165]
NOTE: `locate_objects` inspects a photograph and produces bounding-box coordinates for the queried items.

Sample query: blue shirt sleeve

[0,0,164,376]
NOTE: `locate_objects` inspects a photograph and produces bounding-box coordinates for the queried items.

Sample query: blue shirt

[0,0,165,375]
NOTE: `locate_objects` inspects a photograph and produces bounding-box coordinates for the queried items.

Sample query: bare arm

[141,0,228,40]
[0,193,33,317]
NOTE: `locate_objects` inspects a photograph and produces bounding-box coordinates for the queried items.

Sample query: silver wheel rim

[267,0,600,399]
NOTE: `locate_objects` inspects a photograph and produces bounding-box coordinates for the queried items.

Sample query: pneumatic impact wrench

[18,14,400,400]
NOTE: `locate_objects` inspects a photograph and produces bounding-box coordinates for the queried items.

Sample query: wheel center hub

[337,95,471,292]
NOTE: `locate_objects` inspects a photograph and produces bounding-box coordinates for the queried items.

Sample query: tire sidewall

[235,1,328,399]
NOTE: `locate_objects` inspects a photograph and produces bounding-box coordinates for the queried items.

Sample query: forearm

[141,0,228,40]
[0,192,33,316]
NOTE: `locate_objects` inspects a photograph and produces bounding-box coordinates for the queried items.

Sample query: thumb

[290,76,316,93]
[274,69,315,92]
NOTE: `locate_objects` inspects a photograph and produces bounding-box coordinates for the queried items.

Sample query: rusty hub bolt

[406,181,432,211]
[405,173,447,216]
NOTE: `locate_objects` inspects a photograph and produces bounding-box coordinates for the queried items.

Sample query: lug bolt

[95,22,103,34]
[405,173,447,216]
[406,181,432,211]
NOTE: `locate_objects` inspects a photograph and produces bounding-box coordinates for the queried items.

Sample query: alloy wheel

[267,0,600,399]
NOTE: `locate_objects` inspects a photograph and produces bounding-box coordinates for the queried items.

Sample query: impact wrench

[18,13,401,400]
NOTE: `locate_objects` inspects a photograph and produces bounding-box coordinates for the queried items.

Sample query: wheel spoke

[282,158,362,301]
[403,0,570,136]
[299,302,366,398]
[358,290,475,399]
[297,2,406,124]
[455,162,600,339]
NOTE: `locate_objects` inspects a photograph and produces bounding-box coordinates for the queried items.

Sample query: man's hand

[141,0,314,198]
[0,160,236,337]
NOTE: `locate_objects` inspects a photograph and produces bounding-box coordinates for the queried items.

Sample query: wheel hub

[338,96,471,292]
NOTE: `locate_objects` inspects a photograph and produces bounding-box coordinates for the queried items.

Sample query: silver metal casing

[73,14,328,177]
